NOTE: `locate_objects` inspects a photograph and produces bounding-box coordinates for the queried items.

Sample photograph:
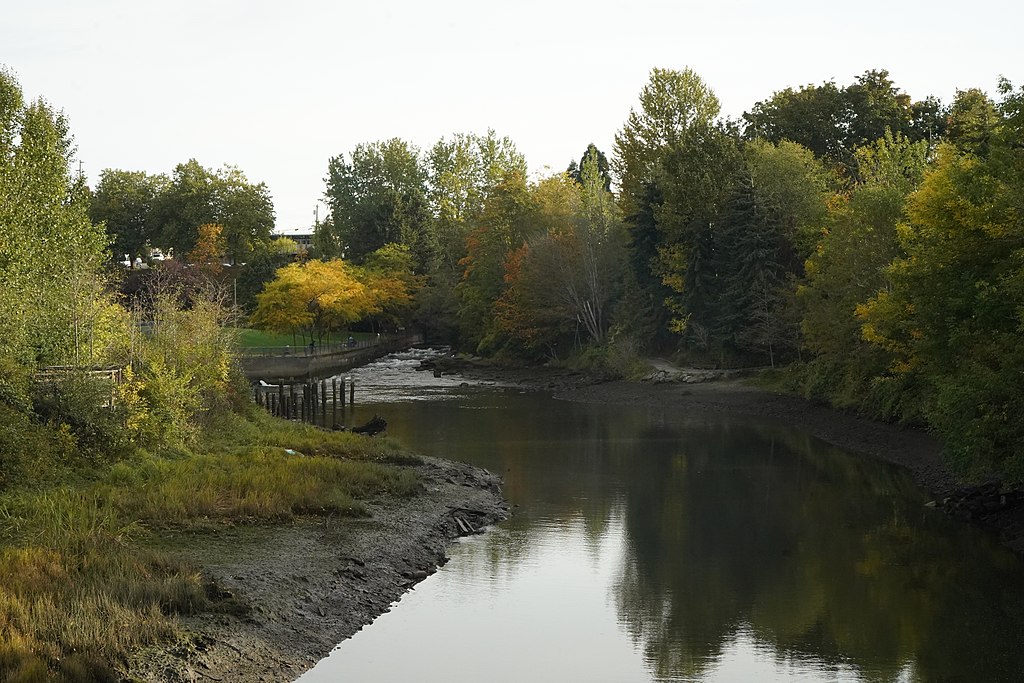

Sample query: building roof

[272,226,315,238]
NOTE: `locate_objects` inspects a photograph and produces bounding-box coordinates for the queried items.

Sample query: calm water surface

[296,350,1024,682]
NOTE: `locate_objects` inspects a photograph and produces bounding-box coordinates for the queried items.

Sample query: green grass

[232,327,374,349]
[233,327,303,348]
[0,409,422,679]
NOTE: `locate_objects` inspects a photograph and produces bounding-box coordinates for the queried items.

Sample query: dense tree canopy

[90,159,275,264]
[321,138,432,270]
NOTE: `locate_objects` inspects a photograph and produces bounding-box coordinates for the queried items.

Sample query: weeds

[0,409,423,679]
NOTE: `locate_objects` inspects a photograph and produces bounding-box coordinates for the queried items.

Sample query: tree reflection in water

[613,421,1024,682]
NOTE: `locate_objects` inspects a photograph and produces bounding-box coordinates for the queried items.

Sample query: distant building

[272,226,314,249]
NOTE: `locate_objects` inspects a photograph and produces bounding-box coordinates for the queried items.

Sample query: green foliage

[233,240,296,313]
[0,403,76,490]
[118,280,239,450]
[613,67,722,219]
[148,159,275,263]
[426,130,527,277]
[0,68,111,369]
[567,143,612,191]
[455,170,538,351]
[945,88,999,156]
[794,132,928,417]
[743,69,928,178]
[31,373,134,464]
[88,169,169,261]
[323,138,433,270]
[856,81,1024,480]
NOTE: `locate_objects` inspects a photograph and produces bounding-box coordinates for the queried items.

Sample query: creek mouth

[298,352,1024,683]
[133,350,1024,682]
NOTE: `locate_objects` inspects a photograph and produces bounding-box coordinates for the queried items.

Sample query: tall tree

[567,143,611,191]
[612,67,724,347]
[495,152,627,355]
[797,131,929,414]
[322,138,432,271]
[945,88,1000,156]
[613,67,721,218]
[0,68,112,369]
[744,69,930,178]
[89,169,169,261]
[150,160,274,263]
[426,130,526,275]
[654,121,743,343]
[455,170,537,351]
[858,80,1024,480]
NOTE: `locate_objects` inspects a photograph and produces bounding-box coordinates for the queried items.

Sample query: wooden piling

[321,380,327,427]
[332,378,338,428]
[349,379,355,406]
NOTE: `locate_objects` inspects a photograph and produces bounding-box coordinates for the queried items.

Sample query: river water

[296,350,1024,682]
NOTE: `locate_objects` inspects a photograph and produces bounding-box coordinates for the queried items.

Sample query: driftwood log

[352,414,387,436]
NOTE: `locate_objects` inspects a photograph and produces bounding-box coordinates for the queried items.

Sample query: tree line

[302,68,1024,483]
[4,62,1024,483]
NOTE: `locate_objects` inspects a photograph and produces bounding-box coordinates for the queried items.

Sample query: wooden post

[340,378,346,411]
[279,383,285,418]
[349,379,354,407]
[290,385,297,420]
[321,380,327,427]
[331,378,338,428]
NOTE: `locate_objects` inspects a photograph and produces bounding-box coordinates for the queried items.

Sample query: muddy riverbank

[125,456,509,682]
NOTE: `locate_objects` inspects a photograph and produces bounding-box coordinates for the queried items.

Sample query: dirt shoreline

[125,456,509,682]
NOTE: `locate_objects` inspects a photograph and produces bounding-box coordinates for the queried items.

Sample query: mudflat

[126,456,509,682]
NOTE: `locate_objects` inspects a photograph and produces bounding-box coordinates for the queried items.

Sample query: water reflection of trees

[381,392,1024,681]
[614,421,1024,682]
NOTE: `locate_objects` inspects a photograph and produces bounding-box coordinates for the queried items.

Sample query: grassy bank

[0,411,419,681]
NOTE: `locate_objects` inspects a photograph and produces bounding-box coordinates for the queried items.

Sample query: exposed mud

[125,456,509,682]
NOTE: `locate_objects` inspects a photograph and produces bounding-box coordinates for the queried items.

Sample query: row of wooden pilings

[253,377,355,429]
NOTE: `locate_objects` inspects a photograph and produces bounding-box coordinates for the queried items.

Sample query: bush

[0,404,76,491]
[31,373,134,464]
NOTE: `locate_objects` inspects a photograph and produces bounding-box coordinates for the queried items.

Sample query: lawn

[233,328,372,349]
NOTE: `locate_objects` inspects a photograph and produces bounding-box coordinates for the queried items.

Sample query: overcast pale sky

[4,0,1021,230]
